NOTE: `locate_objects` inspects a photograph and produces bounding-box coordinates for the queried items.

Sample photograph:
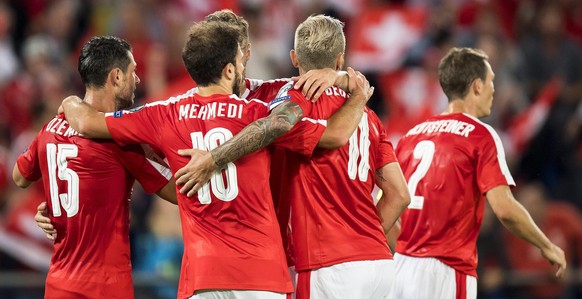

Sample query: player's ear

[109,68,123,87]
[244,42,251,63]
[471,77,483,97]
[335,52,345,71]
[290,49,299,68]
[223,62,235,81]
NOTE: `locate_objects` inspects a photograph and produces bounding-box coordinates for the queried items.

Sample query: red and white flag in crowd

[347,5,427,73]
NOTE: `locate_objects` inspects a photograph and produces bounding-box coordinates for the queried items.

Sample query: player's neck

[83,89,115,113]
[197,81,234,97]
[443,98,479,118]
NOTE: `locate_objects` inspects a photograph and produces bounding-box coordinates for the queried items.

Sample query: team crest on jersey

[128,105,145,113]
[113,110,123,118]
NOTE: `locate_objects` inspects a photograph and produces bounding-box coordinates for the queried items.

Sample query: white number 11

[407,140,435,209]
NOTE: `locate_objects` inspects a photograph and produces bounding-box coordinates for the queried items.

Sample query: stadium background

[0,0,581,298]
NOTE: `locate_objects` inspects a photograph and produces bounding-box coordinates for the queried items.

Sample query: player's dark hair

[204,9,249,49]
[78,36,132,88]
[182,21,240,86]
[438,47,489,101]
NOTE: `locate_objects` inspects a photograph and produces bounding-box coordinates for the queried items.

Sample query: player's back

[114,93,293,297]
[395,112,514,276]
[281,85,392,271]
[18,114,139,298]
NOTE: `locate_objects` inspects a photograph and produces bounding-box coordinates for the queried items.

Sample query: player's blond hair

[294,15,345,71]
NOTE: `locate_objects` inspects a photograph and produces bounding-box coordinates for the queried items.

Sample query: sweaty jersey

[16,114,171,299]
[279,83,395,271]
[104,90,325,298]
[395,113,515,276]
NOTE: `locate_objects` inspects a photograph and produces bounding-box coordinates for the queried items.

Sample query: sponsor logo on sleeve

[113,110,123,118]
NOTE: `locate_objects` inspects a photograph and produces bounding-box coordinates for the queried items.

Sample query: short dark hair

[438,47,489,101]
[182,21,240,86]
[204,9,249,49]
[78,36,132,88]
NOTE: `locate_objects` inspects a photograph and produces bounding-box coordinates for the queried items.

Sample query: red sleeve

[16,132,42,181]
[116,144,171,194]
[268,82,312,116]
[105,103,165,148]
[272,118,326,157]
[370,109,397,168]
[476,127,516,193]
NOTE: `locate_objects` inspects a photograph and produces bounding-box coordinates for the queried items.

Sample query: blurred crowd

[0,0,582,298]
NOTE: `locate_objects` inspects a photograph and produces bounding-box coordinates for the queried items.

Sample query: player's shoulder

[246,78,291,92]
[458,113,502,140]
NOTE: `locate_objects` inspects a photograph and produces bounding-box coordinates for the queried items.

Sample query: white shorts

[391,253,477,299]
[190,290,287,299]
[296,259,394,299]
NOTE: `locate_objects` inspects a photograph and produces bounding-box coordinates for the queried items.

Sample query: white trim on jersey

[228,94,269,107]
[302,117,327,126]
[463,113,515,186]
[246,78,291,92]
[140,144,172,180]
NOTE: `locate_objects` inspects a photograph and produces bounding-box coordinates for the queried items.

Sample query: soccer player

[11,36,176,299]
[174,15,410,299]
[58,21,373,299]
[34,9,357,239]
[391,47,566,299]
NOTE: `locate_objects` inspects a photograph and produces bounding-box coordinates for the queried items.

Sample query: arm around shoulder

[62,96,111,138]
[317,68,374,149]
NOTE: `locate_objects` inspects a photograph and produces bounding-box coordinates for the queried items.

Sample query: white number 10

[46,143,79,217]
[407,140,435,209]
[190,128,239,204]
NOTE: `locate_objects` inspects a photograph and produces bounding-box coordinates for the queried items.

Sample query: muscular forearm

[318,93,368,148]
[62,96,110,138]
[375,163,410,233]
[488,186,552,251]
[497,202,552,251]
[210,101,303,167]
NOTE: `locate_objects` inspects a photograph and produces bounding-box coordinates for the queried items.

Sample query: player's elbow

[493,208,519,226]
[397,190,411,209]
[12,166,30,189]
[318,130,349,149]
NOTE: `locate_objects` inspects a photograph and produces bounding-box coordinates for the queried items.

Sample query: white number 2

[348,113,370,182]
[190,128,239,204]
[46,143,79,217]
[407,140,435,209]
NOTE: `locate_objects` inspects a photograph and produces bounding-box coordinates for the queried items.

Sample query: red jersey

[104,91,325,298]
[245,78,298,265]
[279,83,395,271]
[395,113,515,276]
[16,114,171,299]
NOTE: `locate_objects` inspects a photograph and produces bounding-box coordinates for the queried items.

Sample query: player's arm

[12,164,33,188]
[292,67,352,101]
[487,185,567,278]
[375,162,410,245]
[174,100,303,196]
[61,96,111,138]
[318,68,374,148]
[154,180,177,205]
